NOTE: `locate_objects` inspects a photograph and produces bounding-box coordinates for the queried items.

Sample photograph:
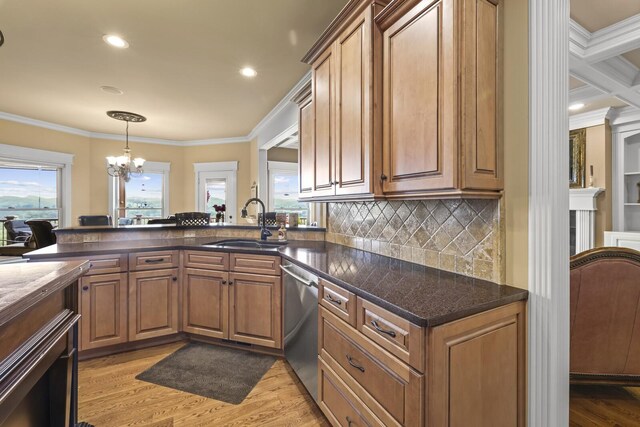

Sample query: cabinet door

[312,46,336,197]
[334,9,372,196]
[129,268,180,341]
[182,268,228,339]
[79,273,128,351]
[382,0,455,193]
[299,94,315,197]
[460,0,502,190]
[228,272,282,349]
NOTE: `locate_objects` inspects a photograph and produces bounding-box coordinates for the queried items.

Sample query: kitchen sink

[206,239,287,249]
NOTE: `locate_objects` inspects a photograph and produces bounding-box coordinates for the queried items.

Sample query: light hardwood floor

[78,342,328,427]
[570,385,640,426]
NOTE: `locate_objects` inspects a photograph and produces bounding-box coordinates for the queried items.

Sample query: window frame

[194,161,237,223]
[108,161,170,220]
[0,143,73,227]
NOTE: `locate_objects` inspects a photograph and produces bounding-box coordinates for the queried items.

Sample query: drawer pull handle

[371,320,397,338]
[325,294,342,306]
[346,355,365,373]
[346,416,353,426]
[144,258,165,264]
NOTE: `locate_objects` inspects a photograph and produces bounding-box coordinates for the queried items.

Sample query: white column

[575,210,594,253]
[529,0,570,425]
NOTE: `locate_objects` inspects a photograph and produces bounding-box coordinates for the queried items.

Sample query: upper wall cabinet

[296,0,503,201]
[297,0,387,201]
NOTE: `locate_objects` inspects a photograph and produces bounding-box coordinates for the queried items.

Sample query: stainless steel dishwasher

[282,261,318,402]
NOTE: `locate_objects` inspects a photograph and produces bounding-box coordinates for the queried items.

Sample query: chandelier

[106,110,146,182]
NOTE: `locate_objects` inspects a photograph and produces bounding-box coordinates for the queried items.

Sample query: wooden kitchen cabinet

[378,0,502,197]
[297,0,503,201]
[228,272,282,349]
[79,273,128,350]
[295,82,315,197]
[182,268,229,339]
[297,1,385,201]
[129,268,180,341]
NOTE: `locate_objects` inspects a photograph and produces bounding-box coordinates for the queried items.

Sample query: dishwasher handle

[280,264,316,287]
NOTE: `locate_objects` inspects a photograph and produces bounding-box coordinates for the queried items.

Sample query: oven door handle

[280,265,316,287]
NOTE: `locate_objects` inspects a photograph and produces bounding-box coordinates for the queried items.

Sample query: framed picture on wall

[570,128,586,188]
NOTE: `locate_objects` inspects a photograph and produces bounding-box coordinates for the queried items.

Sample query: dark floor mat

[135,343,276,404]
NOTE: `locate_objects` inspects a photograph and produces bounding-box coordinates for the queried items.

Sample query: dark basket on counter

[175,212,211,226]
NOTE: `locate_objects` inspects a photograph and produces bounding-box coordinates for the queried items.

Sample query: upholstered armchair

[570,247,640,384]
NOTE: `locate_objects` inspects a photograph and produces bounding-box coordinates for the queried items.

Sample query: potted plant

[213,204,226,223]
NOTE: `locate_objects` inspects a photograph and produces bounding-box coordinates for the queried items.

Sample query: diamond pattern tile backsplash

[326,200,503,282]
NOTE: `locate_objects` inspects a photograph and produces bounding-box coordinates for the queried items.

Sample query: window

[0,164,61,225]
[268,161,309,224]
[195,161,237,223]
[108,161,170,222]
[0,143,73,228]
[120,172,165,219]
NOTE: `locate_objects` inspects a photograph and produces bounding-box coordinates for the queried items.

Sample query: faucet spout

[242,198,272,241]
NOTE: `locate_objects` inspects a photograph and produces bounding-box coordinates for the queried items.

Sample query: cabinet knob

[82,286,89,291]
[228,281,234,285]
[222,280,228,285]
[380,174,388,181]
[172,277,178,282]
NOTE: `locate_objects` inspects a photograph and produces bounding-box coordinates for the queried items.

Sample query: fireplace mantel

[570,187,604,254]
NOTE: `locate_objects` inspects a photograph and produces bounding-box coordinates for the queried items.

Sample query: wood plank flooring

[570,384,640,426]
[79,342,640,426]
[78,342,328,427]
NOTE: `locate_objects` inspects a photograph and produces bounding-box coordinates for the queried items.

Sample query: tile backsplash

[326,200,503,283]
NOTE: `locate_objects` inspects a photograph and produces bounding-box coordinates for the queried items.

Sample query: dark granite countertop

[0,260,89,327]
[53,223,325,234]
[279,242,528,327]
[25,239,528,327]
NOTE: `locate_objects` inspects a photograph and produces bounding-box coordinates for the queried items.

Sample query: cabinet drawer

[229,253,280,275]
[357,298,425,372]
[129,250,179,271]
[319,279,357,327]
[42,254,128,275]
[318,358,385,427]
[320,307,424,427]
[183,250,229,271]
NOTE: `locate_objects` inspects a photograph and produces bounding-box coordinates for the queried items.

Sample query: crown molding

[0,71,313,147]
[569,107,612,130]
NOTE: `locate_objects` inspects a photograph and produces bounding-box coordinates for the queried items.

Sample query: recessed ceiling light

[100,85,124,95]
[240,67,257,78]
[103,35,129,49]
[569,103,585,111]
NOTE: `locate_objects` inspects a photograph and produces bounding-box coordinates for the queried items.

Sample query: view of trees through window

[122,173,164,218]
[0,165,60,223]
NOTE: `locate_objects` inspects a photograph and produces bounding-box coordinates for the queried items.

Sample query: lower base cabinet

[79,273,128,351]
[228,272,282,349]
[318,277,527,427]
[182,268,229,339]
[129,268,180,341]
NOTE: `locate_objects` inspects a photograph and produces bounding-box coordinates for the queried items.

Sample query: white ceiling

[569,1,640,116]
[0,0,348,141]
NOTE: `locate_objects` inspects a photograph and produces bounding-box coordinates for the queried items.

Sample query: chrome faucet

[241,198,272,241]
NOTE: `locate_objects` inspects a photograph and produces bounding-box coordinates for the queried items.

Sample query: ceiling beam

[578,14,640,63]
[570,18,640,110]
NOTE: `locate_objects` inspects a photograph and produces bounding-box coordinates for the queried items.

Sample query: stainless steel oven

[282,261,318,401]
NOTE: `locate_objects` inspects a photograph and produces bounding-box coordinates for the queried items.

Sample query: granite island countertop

[25,240,527,327]
[0,260,89,327]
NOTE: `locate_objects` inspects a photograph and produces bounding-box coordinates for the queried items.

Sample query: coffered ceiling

[569,1,640,115]
[0,0,348,141]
